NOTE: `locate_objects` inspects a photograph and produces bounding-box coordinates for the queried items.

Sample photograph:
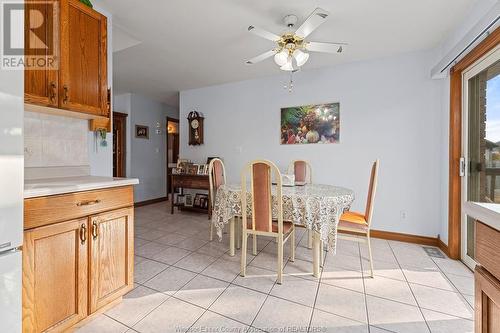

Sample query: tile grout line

[428,255,475,312]
[387,241,432,333]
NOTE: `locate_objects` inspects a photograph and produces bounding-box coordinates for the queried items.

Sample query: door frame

[113,112,128,177]
[166,117,180,200]
[460,47,500,268]
[448,27,500,259]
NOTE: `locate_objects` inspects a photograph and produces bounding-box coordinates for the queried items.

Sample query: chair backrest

[241,160,283,234]
[208,158,226,209]
[287,160,312,183]
[365,159,380,226]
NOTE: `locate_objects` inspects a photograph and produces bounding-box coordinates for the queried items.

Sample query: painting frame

[280,102,340,145]
[135,125,149,139]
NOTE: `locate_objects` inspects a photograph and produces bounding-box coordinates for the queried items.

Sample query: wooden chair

[337,159,379,277]
[287,160,314,249]
[208,158,226,241]
[240,160,295,284]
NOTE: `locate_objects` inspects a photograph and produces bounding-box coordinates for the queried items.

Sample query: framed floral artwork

[281,103,340,144]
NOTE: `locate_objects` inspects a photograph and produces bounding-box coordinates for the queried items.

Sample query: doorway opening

[166,117,180,199]
[113,112,128,177]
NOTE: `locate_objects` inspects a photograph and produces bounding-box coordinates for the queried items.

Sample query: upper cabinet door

[24,0,59,107]
[59,0,107,116]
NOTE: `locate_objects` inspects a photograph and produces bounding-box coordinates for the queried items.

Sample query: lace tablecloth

[212,184,355,250]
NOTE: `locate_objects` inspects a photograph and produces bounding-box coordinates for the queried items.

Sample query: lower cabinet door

[89,207,134,313]
[23,218,88,333]
[475,266,500,333]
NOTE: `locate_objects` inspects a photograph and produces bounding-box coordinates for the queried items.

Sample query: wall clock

[187,110,204,145]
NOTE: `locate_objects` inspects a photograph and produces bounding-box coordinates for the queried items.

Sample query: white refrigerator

[0,20,24,333]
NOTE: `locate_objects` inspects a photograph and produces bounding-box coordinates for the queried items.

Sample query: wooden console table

[170,174,211,217]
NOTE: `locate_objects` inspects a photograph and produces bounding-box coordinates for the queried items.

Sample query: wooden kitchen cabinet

[23,186,134,332]
[89,207,134,313]
[475,221,500,333]
[24,0,59,107]
[22,218,88,333]
[60,0,108,116]
[24,0,109,118]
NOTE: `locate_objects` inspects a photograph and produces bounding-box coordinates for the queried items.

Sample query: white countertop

[463,202,500,231]
[25,176,139,198]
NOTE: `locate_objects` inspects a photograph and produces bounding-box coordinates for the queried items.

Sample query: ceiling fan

[246,8,346,71]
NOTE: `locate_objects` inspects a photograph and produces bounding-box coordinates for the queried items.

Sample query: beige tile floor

[77,202,475,333]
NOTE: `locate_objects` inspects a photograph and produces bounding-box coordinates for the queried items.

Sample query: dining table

[211,183,355,277]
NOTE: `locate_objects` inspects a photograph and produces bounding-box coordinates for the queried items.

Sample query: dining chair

[208,158,226,241]
[287,160,314,249]
[240,160,295,284]
[337,159,379,277]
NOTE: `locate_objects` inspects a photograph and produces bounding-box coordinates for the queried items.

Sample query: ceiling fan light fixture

[280,56,294,71]
[274,50,289,66]
[293,49,309,67]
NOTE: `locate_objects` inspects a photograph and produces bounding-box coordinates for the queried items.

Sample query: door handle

[76,199,101,207]
[63,85,69,104]
[49,82,56,103]
[92,221,99,239]
[80,224,87,244]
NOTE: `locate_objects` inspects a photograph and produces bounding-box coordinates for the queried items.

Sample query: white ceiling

[95,0,479,106]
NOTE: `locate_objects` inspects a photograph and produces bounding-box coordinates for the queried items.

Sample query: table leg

[312,231,320,278]
[229,217,235,257]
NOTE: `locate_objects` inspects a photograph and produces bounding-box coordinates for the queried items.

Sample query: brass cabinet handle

[49,82,56,103]
[76,199,101,207]
[63,85,69,104]
[92,221,99,239]
[80,224,87,244]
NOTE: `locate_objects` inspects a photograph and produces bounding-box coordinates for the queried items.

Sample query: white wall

[115,93,178,203]
[180,50,444,238]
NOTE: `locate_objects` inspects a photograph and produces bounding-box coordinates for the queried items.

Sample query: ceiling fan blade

[248,26,280,42]
[294,7,330,39]
[245,49,277,65]
[306,41,346,54]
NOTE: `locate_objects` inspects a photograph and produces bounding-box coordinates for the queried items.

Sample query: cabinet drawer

[475,221,500,279]
[24,186,133,230]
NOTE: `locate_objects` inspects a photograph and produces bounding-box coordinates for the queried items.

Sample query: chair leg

[241,231,247,277]
[235,217,241,250]
[367,233,374,278]
[252,234,257,255]
[209,222,213,241]
[290,228,295,262]
[277,235,284,284]
[308,230,313,249]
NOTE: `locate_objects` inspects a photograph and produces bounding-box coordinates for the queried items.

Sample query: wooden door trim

[166,117,180,200]
[113,112,127,177]
[448,27,500,259]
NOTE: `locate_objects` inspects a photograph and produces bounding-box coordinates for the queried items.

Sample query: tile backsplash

[24,111,89,168]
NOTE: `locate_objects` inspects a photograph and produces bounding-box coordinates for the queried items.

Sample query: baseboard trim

[437,237,450,257]
[134,197,168,207]
[339,229,439,247]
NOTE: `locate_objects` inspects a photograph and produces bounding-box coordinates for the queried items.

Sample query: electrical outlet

[400,210,407,220]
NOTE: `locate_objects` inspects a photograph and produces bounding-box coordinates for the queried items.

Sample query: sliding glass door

[462,46,500,268]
